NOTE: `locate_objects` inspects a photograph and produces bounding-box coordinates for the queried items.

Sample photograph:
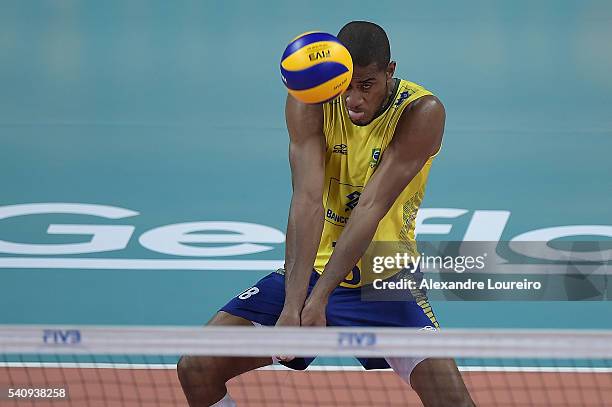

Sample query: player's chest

[326,131,386,180]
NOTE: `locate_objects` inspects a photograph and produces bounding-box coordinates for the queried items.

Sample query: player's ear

[386,61,396,80]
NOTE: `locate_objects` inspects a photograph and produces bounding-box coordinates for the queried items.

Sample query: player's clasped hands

[275,298,327,362]
[300,299,327,327]
[274,307,300,362]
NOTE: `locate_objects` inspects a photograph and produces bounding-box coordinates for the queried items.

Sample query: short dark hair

[337,21,390,71]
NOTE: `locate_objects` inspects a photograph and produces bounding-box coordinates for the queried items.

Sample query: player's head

[338,21,396,126]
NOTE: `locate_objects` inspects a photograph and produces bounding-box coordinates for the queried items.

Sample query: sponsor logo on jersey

[326,208,349,225]
[333,144,348,155]
[324,180,364,226]
[345,191,361,212]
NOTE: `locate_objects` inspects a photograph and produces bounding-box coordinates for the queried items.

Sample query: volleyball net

[1,325,611,406]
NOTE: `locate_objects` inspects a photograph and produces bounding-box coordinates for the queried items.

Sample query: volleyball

[280,31,353,104]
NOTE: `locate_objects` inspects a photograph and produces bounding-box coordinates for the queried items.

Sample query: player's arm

[303,95,445,323]
[279,94,326,323]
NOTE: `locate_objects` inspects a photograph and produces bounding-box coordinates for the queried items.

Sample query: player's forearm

[283,198,297,273]
[283,199,324,310]
[310,205,384,301]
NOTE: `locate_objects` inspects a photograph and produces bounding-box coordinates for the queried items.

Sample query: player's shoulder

[397,78,431,97]
[395,78,444,121]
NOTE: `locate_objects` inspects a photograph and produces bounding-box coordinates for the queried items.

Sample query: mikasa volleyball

[280,31,353,104]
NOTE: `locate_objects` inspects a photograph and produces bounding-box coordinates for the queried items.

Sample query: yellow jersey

[314,78,437,288]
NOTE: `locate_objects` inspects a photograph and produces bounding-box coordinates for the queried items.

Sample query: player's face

[342,62,396,126]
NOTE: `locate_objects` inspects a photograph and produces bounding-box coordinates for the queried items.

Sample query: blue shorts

[220,269,439,370]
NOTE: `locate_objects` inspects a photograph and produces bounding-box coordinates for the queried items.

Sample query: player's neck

[372,77,398,121]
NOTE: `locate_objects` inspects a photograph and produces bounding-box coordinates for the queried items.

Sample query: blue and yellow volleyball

[280,31,353,104]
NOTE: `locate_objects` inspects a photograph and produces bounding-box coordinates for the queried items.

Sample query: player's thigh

[207,310,255,326]
[179,271,286,383]
[208,311,271,378]
[409,358,474,407]
[178,311,271,384]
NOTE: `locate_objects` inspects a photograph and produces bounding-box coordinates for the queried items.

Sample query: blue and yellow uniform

[221,78,440,370]
[316,78,438,289]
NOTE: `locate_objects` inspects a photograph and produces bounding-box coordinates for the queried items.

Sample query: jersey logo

[345,191,361,212]
[325,179,363,226]
[394,90,413,107]
[370,148,381,168]
[333,144,348,155]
